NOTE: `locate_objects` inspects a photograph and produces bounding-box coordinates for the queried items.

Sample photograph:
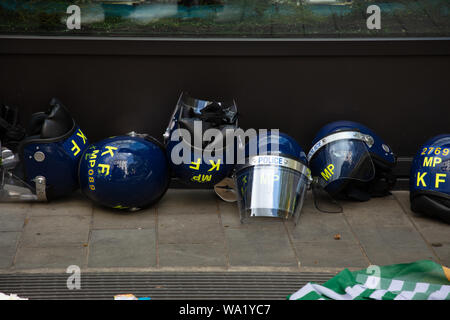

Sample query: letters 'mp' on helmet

[0,98,89,201]
[307,121,396,201]
[78,133,170,211]
[410,134,450,223]
[233,131,311,224]
[164,92,238,188]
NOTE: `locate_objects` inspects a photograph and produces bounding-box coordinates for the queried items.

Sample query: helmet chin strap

[312,182,343,214]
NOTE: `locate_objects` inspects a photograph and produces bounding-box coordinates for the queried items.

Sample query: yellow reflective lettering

[416,172,427,187]
[208,159,221,172]
[435,174,446,189]
[98,164,110,176]
[202,175,212,182]
[71,140,81,156]
[189,158,201,170]
[77,129,87,144]
[90,149,99,159]
[433,157,442,167]
[327,164,335,175]
[101,146,118,157]
[423,157,433,167]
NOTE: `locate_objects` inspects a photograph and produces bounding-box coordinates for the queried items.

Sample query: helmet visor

[309,138,375,190]
[0,145,38,202]
[234,156,310,224]
[0,170,38,202]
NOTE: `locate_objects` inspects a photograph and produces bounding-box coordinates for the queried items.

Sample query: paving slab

[159,243,227,267]
[29,192,92,217]
[393,191,450,244]
[157,189,217,213]
[0,202,31,215]
[158,190,223,245]
[0,189,447,272]
[393,191,450,265]
[341,196,438,265]
[286,194,368,268]
[293,241,369,268]
[88,229,156,268]
[159,212,224,245]
[0,232,21,269]
[20,215,91,248]
[287,200,357,243]
[224,223,298,268]
[342,196,413,227]
[218,200,242,228]
[0,211,27,232]
[92,205,156,230]
[353,225,436,265]
[14,246,87,269]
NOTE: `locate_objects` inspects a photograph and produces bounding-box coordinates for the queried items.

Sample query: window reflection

[0,0,448,37]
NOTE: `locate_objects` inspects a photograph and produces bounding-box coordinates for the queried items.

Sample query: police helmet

[308,121,396,201]
[410,134,450,223]
[164,92,238,188]
[0,98,88,201]
[79,132,170,211]
[234,131,311,224]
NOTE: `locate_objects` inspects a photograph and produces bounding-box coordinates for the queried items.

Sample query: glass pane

[0,0,448,37]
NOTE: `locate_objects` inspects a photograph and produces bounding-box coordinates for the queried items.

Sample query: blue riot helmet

[164,92,238,188]
[410,134,450,223]
[0,98,88,201]
[79,132,170,211]
[308,121,396,201]
[233,131,312,224]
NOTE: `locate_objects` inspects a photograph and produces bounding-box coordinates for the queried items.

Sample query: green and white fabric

[289,260,450,300]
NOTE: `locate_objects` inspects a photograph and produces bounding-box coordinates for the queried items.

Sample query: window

[1,0,449,37]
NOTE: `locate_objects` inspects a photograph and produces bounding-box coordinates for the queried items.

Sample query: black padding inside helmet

[178,98,238,150]
[411,192,450,224]
[26,98,74,140]
[0,103,26,150]
[27,112,47,136]
[39,98,74,139]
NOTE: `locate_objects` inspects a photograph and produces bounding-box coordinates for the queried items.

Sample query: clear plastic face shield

[0,142,44,202]
[234,155,312,224]
[307,131,376,211]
